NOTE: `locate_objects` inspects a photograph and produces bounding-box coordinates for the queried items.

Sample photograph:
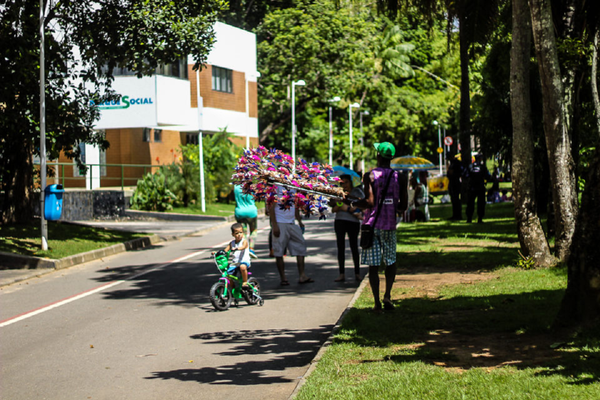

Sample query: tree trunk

[510,0,556,267]
[1,138,34,224]
[555,148,600,326]
[529,0,578,262]
[458,14,472,174]
[592,28,600,138]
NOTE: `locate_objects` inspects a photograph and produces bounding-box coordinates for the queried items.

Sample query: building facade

[57,22,259,189]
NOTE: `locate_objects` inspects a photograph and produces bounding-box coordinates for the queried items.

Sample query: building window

[143,128,151,142]
[186,133,199,145]
[212,66,232,93]
[154,129,162,142]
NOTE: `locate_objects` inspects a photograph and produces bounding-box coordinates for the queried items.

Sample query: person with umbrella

[331,172,365,282]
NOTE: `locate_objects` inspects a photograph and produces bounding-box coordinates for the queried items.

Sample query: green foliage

[130,169,177,212]
[0,0,225,222]
[181,129,241,203]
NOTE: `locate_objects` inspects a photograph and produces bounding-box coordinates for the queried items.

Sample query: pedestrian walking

[331,175,364,282]
[447,154,463,220]
[234,184,258,258]
[463,153,491,223]
[270,186,313,285]
[352,142,408,312]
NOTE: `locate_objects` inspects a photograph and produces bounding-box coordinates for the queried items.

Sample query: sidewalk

[0,214,237,288]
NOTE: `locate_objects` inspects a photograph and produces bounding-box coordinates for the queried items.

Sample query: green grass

[296,202,600,399]
[0,221,147,259]
[170,201,265,217]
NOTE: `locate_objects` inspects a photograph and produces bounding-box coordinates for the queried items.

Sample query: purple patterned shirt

[362,168,400,231]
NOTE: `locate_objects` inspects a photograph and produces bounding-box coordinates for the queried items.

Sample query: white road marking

[0,245,228,328]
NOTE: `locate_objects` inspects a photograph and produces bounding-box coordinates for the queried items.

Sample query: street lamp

[360,110,369,174]
[328,96,341,166]
[291,79,306,168]
[433,120,442,175]
[348,102,360,170]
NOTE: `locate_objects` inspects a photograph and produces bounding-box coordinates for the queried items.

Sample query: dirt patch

[389,269,559,371]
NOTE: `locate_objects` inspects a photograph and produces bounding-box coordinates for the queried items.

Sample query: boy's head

[231,223,244,241]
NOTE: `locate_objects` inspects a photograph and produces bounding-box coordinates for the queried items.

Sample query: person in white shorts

[269,187,313,285]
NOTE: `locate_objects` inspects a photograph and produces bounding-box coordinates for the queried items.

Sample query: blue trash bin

[44,184,65,221]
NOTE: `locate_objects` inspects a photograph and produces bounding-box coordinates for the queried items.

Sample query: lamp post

[291,80,306,168]
[360,110,369,174]
[40,0,50,250]
[348,102,360,170]
[433,120,442,175]
[328,96,341,166]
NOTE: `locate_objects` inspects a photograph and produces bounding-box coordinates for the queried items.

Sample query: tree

[0,0,225,224]
[528,0,579,262]
[255,0,379,149]
[510,0,556,267]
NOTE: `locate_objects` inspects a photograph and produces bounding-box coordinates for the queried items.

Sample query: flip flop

[383,300,395,311]
[280,280,290,286]
[299,278,315,284]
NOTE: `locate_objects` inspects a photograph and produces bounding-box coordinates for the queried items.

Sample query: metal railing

[34,162,170,190]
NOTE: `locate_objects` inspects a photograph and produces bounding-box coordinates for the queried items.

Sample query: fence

[34,162,168,190]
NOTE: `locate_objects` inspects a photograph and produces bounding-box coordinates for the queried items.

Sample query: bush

[130,169,177,211]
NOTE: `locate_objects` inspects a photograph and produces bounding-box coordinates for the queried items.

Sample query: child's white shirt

[230,238,250,265]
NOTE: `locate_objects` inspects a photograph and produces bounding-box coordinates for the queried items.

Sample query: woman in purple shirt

[353,143,408,313]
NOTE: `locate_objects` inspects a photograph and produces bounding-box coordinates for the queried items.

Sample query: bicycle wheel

[242,277,261,305]
[210,281,232,311]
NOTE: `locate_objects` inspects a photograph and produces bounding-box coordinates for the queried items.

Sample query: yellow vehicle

[427,174,449,204]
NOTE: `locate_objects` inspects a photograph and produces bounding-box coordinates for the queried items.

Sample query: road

[0,218,362,400]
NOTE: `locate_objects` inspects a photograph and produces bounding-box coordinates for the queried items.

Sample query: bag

[360,224,374,249]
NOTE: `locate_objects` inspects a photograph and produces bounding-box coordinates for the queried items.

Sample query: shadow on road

[146,325,333,385]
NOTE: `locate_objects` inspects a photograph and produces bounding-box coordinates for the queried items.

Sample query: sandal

[280,280,290,286]
[383,299,395,311]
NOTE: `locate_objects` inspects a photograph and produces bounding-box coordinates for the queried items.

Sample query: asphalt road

[0,218,363,400]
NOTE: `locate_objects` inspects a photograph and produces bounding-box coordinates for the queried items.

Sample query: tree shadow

[337,287,599,384]
[146,325,333,385]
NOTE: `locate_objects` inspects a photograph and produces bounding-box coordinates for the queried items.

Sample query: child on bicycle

[223,223,251,289]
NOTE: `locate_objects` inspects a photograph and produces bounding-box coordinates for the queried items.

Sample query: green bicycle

[209,250,264,311]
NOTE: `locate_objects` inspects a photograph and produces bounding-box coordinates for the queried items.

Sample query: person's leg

[297,256,311,282]
[369,265,381,310]
[275,257,287,284]
[466,190,475,223]
[240,264,249,285]
[477,188,486,223]
[383,263,397,303]
[334,219,346,281]
[348,221,361,279]
[248,217,258,250]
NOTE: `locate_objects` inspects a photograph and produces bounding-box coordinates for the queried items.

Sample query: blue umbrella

[332,166,362,186]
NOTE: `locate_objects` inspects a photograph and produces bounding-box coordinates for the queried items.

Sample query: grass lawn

[170,201,266,217]
[0,221,147,259]
[296,202,600,399]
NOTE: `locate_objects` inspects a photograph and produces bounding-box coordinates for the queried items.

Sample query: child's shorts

[227,262,250,275]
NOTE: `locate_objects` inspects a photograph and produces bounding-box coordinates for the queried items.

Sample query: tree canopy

[0,0,225,223]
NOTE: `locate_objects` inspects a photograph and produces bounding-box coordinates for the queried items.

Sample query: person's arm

[238,238,249,251]
[269,201,280,237]
[352,172,374,210]
[295,202,304,231]
[224,243,232,252]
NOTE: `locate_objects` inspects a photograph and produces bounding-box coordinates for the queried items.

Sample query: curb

[289,276,369,399]
[0,220,231,287]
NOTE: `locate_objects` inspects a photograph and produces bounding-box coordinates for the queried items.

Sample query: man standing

[270,186,313,285]
[353,142,408,312]
[463,153,491,223]
[447,154,463,220]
